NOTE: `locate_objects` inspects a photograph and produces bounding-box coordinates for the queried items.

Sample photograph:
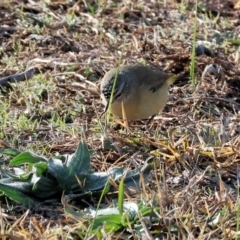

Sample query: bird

[100,64,185,121]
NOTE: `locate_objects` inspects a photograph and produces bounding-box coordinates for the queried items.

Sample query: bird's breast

[109,83,169,120]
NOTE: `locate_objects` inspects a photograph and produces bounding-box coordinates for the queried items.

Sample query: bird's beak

[104,101,109,113]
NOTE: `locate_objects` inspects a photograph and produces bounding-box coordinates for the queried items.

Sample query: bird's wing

[141,67,175,91]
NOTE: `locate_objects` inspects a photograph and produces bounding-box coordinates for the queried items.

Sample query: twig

[0,68,38,88]
[185,96,240,108]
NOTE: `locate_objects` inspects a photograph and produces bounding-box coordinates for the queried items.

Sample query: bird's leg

[100,101,109,118]
[146,115,156,125]
[141,115,156,131]
[121,102,128,128]
[121,102,131,133]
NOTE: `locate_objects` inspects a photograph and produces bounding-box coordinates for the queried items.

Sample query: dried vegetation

[0,0,240,239]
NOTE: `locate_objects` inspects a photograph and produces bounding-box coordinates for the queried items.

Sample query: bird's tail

[166,75,178,85]
[166,73,189,85]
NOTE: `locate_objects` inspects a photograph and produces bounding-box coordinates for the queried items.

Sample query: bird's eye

[150,87,156,93]
[113,91,122,99]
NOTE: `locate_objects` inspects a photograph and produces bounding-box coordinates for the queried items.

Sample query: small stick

[0,68,38,88]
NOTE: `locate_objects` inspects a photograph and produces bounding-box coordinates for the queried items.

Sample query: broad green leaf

[0,148,20,157]
[48,158,67,179]
[139,205,160,217]
[48,153,91,193]
[31,174,56,189]
[108,168,123,181]
[123,202,138,213]
[10,151,47,166]
[31,173,56,188]
[84,172,108,191]
[87,207,119,217]
[231,39,240,46]
[91,214,123,233]
[0,167,28,180]
[64,205,86,219]
[121,212,136,227]
[108,164,154,188]
[1,168,36,181]
[48,158,74,191]
[18,172,33,180]
[32,174,58,198]
[32,162,48,175]
[46,141,92,193]
[48,158,87,192]
[12,167,26,177]
[0,183,35,208]
[124,163,154,188]
[0,178,33,193]
[67,140,90,174]
[87,203,138,218]
[65,191,93,200]
[42,198,60,204]
[107,164,154,192]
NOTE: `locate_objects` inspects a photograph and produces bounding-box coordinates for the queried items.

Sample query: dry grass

[0,0,240,239]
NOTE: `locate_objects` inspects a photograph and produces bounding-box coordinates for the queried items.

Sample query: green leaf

[0,183,35,208]
[139,205,160,217]
[12,167,26,177]
[87,207,120,217]
[124,163,154,188]
[109,168,124,181]
[0,148,20,157]
[67,140,91,174]
[118,176,124,215]
[1,167,39,182]
[32,162,48,176]
[64,205,86,219]
[0,167,28,180]
[108,164,154,187]
[230,39,240,46]
[91,214,123,233]
[31,174,58,198]
[0,178,33,193]
[65,191,93,201]
[10,151,48,166]
[84,172,108,191]
[47,158,74,191]
[121,212,136,227]
[47,141,92,193]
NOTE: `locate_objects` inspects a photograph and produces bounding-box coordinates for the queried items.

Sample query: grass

[189,1,198,87]
[0,0,240,239]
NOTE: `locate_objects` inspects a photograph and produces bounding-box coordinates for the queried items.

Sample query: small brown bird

[100,64,183,120]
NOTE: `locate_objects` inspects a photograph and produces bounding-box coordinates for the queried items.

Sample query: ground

[0,0,240,239]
